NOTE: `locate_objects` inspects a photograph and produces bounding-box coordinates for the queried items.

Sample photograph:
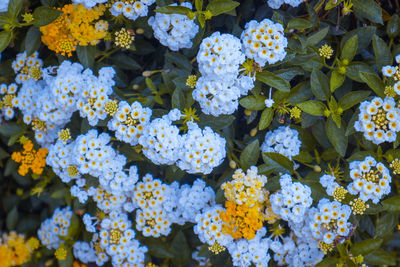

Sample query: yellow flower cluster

[319,44,334,59]
[220,201,264,240]
[0,232,39,267]
[40,4,108,57]
[11,139,48,176]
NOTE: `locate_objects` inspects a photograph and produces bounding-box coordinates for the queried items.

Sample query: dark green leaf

[25,26,41,56]
[0,31,12,53]
[375,213,397,238]
[155,6,192,15]
[263,152,294,171]
[372,35,392,70]
[306,27,329,46]
[8,0,23,19]
[311,69,329,100]
[206,0,239,16]
[364,250,396,266]
[287,18,312,30]
[171,232,191,267]
[165,52,192,72]
[341,27,376,53]
[382,195,400,213]
[351,238,383,256]
[0,123,22,136]
[240,139,260,170]
[387,14,400,38]
[256,71,291,92]
[239,95,266,110]
[33,6,62,27]
[352,0,383,24]
[198,114,235,130]
[339,91,370,111]
[297,100,326,116]
[58,248,73,267]
[259,108,274,130]
[6,206,18,230]
[330,70,345,92]
[76,45,95,68]
[326,116,347,156]
[172,88,185,109]
[341,35,358,62]
[359,72,385,98]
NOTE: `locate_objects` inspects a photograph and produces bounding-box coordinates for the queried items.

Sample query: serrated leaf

[382,195,400,212]
[311,69,329,100]
[263,152,294,171]
[350,238,382,256]
[375,213,397,238]
[339,91,370,111]
[239,95,266,110]
[206,0,239,16]
[341,27,376,53]
[33,6,61,27]
[240,139,260,170]
[352,0,383,24]
[259,108,273,130]
[372,35,392,70]
[341,35,358,62]
[306,27,329,46]
[359,72,385,98]
[256,71,290,92]
[297,100,326,116]
[326,116,347,156]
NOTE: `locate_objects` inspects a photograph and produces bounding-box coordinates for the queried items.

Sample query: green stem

[96,47,120,63]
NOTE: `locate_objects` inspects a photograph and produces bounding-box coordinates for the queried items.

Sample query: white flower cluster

[270,174,312,223]
[194,204,233,247]
[12,51,43,84]
[193,76,254,116]
[0,83,18,120]
[193,32,253,116]
[177,121,226,174]
[178,178,215,222]
[309,199,352,245]
[72,0,107,8]
[381,55,400,86]
[37,207,73,250]
[261,126,301,159]
[270,232,323,267]
[149,2,199,51]
[226,227,271,267]
[347,156,392,203]
[110,0,156,21]
[134,174,181,237]
[107,100,152,145]
[241,19,287,67]
[73,241,97,264]
[319,174,341,196]
[13,60,116,145]
[267,0,303,9]
[83,211,148,266]
[354,97,400,144]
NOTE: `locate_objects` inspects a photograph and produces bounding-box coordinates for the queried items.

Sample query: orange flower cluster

[11,140,48,176]
[220,201,263,240]
[40,4,108,57]
[0,232,39,267]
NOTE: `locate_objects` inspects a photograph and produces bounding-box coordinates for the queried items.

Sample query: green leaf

[375,213,397,238]
[341,26,376,53]
[240,139,260,170]
[352,0,383,24]
[239,95,266,111]
[297,100,326,116]
[387,14,400,38]
[364,250,396,266]
[311,69,329,100]
[326,116,347,156]
[0,31,12,53]
[146,238,174,258]
[6,206,18,230]
[172,88,185,109]
[306,27,329,46]
[341,35,358,62]
[58,248,73,267]
[33,6,62,27]
[206,0,239,17]
[339,91,370,111]
[350,238,383,256]
[330,70,345,92]
[263,152,294,171]
[171,232,191,267]
[372,35,392,70]
[145,78,157,92]
[112,53,141,70]
[165,52,192,72]
[259,108,274,130]
[198,114,235,130]
[359,72,385,98]
[0,123,22,136]
[256,71,290,92]
[382,195,400,213]
[287,18,312,30]
[76,45,95,68]
[155,6,192,15]
[25,26,41,56]
[315,257,340,267]
[8,0,23,19]
[195,0,203,11]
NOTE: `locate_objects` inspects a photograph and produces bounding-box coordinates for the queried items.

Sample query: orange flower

[11,139,48,176]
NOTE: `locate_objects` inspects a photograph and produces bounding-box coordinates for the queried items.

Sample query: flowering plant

[0,0,399,266]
